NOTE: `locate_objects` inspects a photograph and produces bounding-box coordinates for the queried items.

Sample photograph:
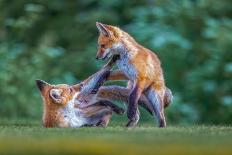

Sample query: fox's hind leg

[93,100,125,115]
[96,111,112,127]
[145,86,166,128]
[92,100,125,127]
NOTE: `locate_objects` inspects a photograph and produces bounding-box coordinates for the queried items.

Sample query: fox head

[36,79,79,106]
[96,22,125,60]
[36,79,81,127]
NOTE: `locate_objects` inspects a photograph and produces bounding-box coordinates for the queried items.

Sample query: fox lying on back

[35,65,154,128]
[36,79,125,128]
[96,22,172,127]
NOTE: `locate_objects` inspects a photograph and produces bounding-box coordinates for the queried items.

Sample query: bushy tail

[164,87,173,108]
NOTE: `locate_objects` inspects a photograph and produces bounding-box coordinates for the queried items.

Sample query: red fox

[96,22,173,127]
[35,65,154,127]
[36,79,126,128]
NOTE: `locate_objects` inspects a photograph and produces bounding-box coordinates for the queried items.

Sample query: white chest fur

[116,57,137,81]
[60,93,87,128]
[113,43,137,81]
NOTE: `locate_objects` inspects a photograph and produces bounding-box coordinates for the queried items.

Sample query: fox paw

[91,88,98,94]
[115,108,125,115]
[96,121,107,128]
[125,119,138,128]
[126,120,135,128]
[112,55,120,62]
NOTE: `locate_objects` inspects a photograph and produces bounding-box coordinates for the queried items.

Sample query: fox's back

[133,44,162,76]
[118,34,164,87]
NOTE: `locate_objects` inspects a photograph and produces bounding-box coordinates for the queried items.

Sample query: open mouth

[102,52,110,60]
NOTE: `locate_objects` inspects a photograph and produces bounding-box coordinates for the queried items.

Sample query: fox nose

[96,56,99,60]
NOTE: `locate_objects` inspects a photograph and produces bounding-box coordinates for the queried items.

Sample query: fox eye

[100,44,105,48]
[69,87,73,93]
[79,83,83,91]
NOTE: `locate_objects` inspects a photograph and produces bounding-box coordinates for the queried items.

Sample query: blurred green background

[0,0,231,125]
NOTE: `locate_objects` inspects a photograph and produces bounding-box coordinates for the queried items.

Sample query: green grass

[0,119,231,155]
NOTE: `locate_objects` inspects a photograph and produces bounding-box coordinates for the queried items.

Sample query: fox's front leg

[90,70,111,94]
[127,80,146,127]
[91,55,120,94]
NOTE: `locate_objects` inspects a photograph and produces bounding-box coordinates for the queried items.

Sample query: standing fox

[96,22,172,127]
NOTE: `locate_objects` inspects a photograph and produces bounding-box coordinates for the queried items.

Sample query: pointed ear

[36,79,51,92]
[49,89,63,104]
[96,22,110,37]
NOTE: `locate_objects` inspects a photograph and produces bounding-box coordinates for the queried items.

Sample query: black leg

[126,84,144,127]
[91,70,111,94]
[93,100,125,115]
[127,85,139,120]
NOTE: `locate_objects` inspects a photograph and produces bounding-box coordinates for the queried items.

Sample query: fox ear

[36,79,51,92]
[49,89,63,104]
[72,83,82,92]
[96,22,110,37]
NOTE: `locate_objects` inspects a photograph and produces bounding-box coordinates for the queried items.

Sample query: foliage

[0,0,231,124]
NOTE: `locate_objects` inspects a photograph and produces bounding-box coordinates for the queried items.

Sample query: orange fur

[36,82,76,127]
[35,70,154,128]
[36,80,118,128]
[107,69,128,81]
[96,22,172,127]
[97,24,165,97]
